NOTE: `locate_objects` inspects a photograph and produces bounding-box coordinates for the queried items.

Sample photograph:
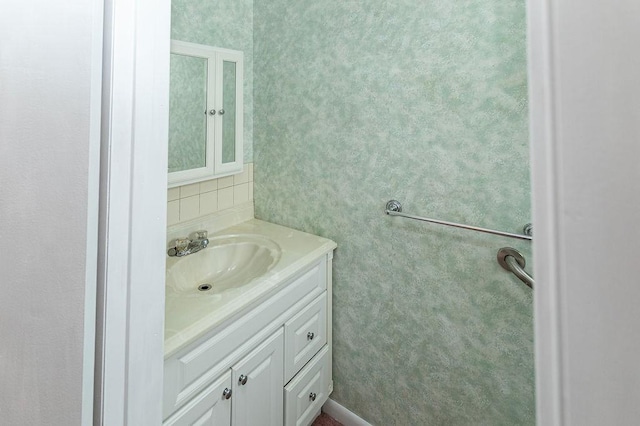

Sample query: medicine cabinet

[168,40,243,188]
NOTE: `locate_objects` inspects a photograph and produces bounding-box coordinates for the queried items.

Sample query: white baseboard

[322,399,373,426]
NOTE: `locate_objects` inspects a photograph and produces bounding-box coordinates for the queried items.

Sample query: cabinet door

[163,370,232,426]
[214,49,243,176]
[232,328,284,426]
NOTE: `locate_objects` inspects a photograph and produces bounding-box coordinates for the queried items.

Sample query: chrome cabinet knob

[238,374,248,385]
[309,392,317,402]
[218,109,225,115]
[209,109,216,115]
[307,332,315,341]
[222,388,232,399]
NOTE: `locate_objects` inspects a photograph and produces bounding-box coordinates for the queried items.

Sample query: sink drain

[198,283,213,292]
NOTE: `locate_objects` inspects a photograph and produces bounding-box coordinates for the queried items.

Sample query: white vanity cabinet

[163,252,334,426]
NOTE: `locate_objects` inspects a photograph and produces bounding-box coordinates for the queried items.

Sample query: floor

[312,412,343,426]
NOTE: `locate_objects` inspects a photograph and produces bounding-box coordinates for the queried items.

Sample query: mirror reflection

[221,61,237,164]
[168,54,207,173]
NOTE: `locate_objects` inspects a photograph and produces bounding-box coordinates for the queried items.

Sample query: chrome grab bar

[385,200,533,241]
[497,247,534,289]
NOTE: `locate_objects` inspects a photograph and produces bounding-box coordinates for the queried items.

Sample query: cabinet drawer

[164,258,326,419]
[284,345,331,426]
[163,371,232,426]
[284,293,327,383]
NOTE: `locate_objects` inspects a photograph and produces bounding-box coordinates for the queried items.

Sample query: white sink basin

[166,234,282,296]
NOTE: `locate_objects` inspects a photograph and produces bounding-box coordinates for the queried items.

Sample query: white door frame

[94,0,640,424]
[95,0,170,423]
[529,0,640,425]
[527,0,564,422]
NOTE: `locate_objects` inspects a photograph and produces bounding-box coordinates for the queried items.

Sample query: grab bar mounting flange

[497,247,526,271]
[497,247,534,289]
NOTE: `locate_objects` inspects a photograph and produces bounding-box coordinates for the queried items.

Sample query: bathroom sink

[166,234,282,296]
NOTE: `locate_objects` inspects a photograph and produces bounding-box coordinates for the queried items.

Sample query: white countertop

[164,219,336,357]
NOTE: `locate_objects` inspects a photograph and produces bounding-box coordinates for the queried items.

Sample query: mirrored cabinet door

[168,53,211,175]
[215,51,243,175]
[168,40,243,188]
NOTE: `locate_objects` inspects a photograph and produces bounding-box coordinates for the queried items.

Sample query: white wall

[0,1,101,424]
[530,0,640,424]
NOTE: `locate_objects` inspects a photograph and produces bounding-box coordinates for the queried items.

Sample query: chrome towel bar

[385,200,533,241]
[497,247,534,289]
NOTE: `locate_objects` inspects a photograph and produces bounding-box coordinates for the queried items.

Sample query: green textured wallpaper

[171,0,253,163]
[253,1,533,425]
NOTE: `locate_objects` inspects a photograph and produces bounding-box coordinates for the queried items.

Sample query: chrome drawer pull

[307,332,315,341]
[222,388,232,399]
[309,392,317,402]
[238,374,248,385]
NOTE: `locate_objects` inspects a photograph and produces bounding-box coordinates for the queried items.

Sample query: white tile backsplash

[234,168,249,185]
[233,183,249,204]
[218,175,234,189]
[168,187,180,202]
[199,190,218,215]
[165,164,254,225]
[167,200,180,225]
[200,179,218,193]
[217,186,234,211]
[179,195,200,221]
[180,183,200,198]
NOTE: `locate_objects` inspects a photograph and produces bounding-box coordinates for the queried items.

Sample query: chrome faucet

[167,230,209,257]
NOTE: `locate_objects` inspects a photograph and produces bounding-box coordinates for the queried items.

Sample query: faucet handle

[168,237,191,257]
[175,238,190,251]
[194,230,208,240]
